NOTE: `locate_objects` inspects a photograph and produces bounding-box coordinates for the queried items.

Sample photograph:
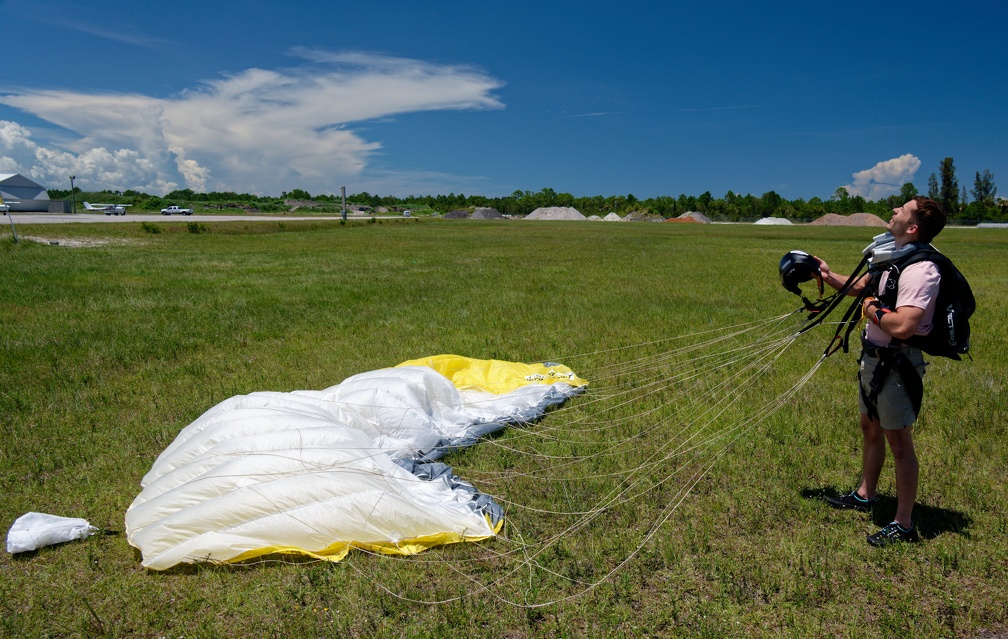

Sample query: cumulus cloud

[843,153,921,201]
[0,51,504,195]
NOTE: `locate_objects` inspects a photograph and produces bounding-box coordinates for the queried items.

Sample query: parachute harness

[783,233,921,358]
[781,233,932,422]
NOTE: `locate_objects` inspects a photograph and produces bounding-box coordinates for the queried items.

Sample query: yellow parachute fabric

[126,355,585,570]
[397,354,588,394]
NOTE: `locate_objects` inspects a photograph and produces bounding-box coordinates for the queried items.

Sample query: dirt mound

[810,212,887,227]
[624,210,665,222]
[470,207,503,219]
[603,212,623,222]
[754,217,793,225]
[525,207,586,220]
[443,209,470,219]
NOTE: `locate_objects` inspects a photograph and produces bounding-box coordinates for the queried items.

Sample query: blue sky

[1,0,1005,201]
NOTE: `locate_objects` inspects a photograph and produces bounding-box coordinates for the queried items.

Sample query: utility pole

[70,175,77,214]
[341,186,346,221]
[2,199,19,243]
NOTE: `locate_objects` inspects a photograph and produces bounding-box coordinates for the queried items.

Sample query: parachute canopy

[125,355,587,570]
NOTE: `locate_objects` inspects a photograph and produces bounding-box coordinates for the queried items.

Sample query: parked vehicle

[161,205,194,216]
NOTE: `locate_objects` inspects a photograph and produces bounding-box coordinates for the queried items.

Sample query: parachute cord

[307,306,840,608]
[794,253,870,338]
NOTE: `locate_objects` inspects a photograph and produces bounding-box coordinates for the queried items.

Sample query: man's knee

[860,413,883,439]
[884,427,916,460]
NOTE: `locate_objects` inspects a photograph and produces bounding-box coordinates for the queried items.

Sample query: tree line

[48,157,1003,222]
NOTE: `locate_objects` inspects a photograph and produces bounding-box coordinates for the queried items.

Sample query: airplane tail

[83,202,95,210]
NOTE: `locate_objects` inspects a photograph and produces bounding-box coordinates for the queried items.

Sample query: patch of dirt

[23,236,139,247]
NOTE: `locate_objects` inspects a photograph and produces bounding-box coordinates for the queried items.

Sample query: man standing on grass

[814,196,946,546]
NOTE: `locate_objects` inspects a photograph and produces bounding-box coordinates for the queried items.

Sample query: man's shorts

[859,346,927,430]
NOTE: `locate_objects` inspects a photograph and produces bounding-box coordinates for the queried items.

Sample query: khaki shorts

[858,347,927,430]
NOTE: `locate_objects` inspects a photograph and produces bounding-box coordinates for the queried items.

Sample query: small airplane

[84,201,131,215]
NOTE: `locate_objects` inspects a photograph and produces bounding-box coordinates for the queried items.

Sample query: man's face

[888,200,920,239]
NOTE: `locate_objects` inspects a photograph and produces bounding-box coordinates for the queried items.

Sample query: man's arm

[862,299,926,341]
[815,256,869,296]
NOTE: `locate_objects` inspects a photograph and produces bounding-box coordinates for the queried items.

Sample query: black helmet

[779,250,822,297]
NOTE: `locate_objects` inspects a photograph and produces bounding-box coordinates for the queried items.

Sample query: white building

[0,173,57,212]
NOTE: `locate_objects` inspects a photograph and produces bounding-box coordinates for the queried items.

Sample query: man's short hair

[912,196,946,243]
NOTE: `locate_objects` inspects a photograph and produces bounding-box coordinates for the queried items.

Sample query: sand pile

[443,209,470,219]
[810,213,886,227]
[754,217,793,225]
[470,207,503,219]
[603,212,623,222]
[524,207,586,220]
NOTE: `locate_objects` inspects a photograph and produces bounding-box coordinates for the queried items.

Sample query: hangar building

[0,173,63,212]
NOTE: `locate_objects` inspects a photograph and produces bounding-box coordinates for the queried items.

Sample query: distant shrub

[187,222,209,234]
[140,222,161,234]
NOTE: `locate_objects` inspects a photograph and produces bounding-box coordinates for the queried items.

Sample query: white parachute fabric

[6,512,98,554]
[125,356,586,570]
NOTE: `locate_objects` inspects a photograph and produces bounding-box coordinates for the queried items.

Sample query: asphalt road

[5,212,374,224]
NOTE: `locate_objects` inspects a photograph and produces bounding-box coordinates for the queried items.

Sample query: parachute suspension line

[474,330,803,539]
[383,333,825,609]
[522,311,801,434]
[555,313,796,365]
[313,303,833,608]
[470,327,801,484]
[469,317,807,497]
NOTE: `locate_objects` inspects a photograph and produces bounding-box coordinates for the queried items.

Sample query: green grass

[1,219,1006,638]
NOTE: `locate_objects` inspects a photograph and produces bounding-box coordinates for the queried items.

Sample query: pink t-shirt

[865,261,941,347]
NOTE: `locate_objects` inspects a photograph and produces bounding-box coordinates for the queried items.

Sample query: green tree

[759,190,783,217]
[697,191,713,213]
[282,189,312,200]
[971,169,997,204]
[938,157,959,215]
[900,182,918,202]
[927,173,939,199]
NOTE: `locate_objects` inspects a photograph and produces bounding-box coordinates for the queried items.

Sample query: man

[815,196,946,546]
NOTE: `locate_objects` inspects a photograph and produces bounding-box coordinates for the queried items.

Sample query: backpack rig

[779,233,974,360]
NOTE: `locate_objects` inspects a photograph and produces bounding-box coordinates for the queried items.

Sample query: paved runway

[5,213,369,224]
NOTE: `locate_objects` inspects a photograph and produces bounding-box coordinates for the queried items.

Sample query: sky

[1,0,1005,201]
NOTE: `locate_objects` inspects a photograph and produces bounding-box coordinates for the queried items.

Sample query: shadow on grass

[802,486,972,540]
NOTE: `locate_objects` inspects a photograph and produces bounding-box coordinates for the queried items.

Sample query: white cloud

[0,51,504,195]
[843,153,922,201]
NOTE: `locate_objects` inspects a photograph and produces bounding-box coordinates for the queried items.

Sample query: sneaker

[867,521,920,547]
[825,490,876,512]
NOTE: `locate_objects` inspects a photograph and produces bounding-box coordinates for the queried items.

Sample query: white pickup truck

[161,205,194,216]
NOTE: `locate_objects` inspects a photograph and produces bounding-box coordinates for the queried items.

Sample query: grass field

[1,219,1006,638]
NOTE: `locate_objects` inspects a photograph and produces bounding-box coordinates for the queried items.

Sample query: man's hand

[862,296,882,317]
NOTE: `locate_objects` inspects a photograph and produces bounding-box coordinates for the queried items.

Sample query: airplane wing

[84,202,130,211]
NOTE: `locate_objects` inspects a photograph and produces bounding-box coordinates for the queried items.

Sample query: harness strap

[797,253,871,341]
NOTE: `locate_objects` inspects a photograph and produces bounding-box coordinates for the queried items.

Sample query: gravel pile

[524,207,586,220]
[810,213,887,226]
[470,207,503,219]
